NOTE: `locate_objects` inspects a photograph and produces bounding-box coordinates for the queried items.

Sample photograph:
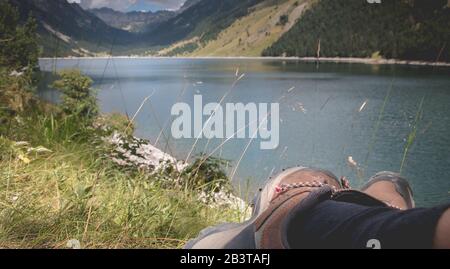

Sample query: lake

[38,58,450,207]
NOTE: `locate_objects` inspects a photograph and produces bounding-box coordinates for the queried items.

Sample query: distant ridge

[89,7,174,33]
[9,0,136,57]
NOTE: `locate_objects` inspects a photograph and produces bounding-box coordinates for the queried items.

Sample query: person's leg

[186,168,450,249]
[286,172,449,249]
[185,167,343,249]
[360,171,450,248]
[287,199,450,248]
[434,208,450,249]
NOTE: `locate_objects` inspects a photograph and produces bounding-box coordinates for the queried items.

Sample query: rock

[106,132,187,172]
[104,132,248,214]
[9,70,24,77]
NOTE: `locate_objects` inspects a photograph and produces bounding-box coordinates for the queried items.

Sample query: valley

[5,0,450,62]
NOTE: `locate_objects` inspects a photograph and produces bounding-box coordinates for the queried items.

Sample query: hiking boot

[361,171,415,210]
[185,167,343,249]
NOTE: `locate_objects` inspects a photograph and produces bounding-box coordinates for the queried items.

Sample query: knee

[434,208,450,249]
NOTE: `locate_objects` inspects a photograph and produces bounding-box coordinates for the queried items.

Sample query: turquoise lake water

[39,58,450,206]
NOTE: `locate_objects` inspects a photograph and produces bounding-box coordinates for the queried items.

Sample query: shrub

[51,70,98,122]
[278,15,289,26]
[371,51,383,60]
[182,155,232,193]
[94,113,134,137]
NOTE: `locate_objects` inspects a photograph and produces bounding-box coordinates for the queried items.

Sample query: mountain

[8,0,263,57]
[179,0,203,12]
[89,7,174,32]
[263,0,450,62]
[153,0,314,57]
[187,0,311,57]
[8,0,136,57]
[88,0,203,33]
[145,0,264,47]
[6,0,450,61]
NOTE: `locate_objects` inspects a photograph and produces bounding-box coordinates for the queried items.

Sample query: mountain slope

[263,0,450,61]
[9,0,136,57]
[188,0,310,57]
[146,0,264,46]
[179,0,203,12]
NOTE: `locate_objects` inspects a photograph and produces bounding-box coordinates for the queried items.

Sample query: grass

[362,80,394,183]
[0,71,244,249]
[0,117,242,249]
[400,97,425,173]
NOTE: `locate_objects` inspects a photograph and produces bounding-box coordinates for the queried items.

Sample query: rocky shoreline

[105,132,249,213]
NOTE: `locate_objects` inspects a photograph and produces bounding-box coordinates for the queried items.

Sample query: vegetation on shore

[0,2,244,249]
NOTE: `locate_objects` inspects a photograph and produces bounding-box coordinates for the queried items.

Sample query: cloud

[67,0,185,11]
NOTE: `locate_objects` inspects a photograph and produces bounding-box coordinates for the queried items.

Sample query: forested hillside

[263,0,450,62]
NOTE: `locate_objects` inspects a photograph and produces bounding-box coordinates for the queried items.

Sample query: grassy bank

[0,68,243,249]
[0,90,244,249]
[0,138,242,248]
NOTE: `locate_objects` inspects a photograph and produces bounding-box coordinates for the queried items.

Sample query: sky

[67,0,186,12]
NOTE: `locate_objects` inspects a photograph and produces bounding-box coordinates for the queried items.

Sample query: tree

[52,70,98,122]
[0,0,39,70]
[0,1,39,119]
